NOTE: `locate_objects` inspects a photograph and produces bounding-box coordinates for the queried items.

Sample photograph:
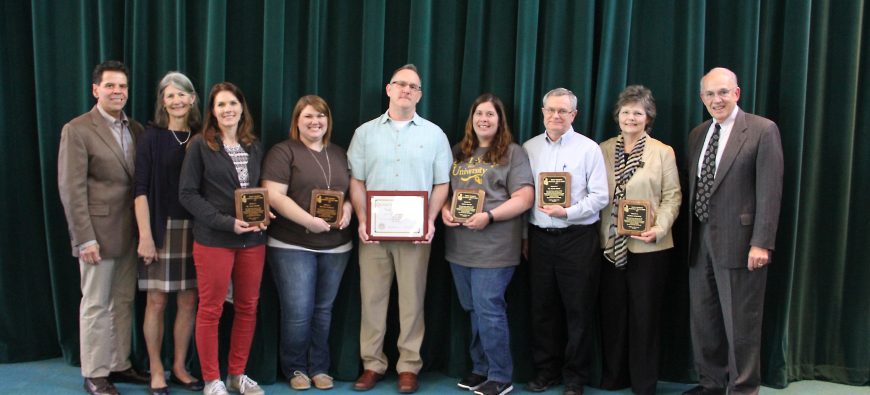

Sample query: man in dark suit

[58,60,148,395]
[684,67,783,395]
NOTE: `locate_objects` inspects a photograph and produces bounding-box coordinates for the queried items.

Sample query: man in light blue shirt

[347,64,452,393]
[522,88,608,395]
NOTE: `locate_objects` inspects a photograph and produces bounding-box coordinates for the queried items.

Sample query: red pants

[193,242,265,380]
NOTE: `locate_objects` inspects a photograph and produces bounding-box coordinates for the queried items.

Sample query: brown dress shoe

[84,377,119,395]
[108,367,150,384]
[398,372,419,393]
[353,369,384,391]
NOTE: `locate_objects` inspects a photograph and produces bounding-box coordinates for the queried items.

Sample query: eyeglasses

[390,80,422,92]
[542,107,575,116]
[701,88,736,100]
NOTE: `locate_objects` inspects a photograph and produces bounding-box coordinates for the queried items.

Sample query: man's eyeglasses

[701,88,736,100]
[390,81,422,92]
[542,108,575,116]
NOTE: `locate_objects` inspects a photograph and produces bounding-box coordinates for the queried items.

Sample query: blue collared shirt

[523,127,609,227]
[347,111,452,193]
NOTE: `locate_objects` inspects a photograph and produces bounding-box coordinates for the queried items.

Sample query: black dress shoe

[683,385,726,395]
[84,377,119,395]
[525,376,562,392]
[564,384,585,395]
[170,374,205,391]
[108,367,150,384]
[149,386,170,395]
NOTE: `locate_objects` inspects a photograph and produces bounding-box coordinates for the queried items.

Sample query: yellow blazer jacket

[598,134,681,253]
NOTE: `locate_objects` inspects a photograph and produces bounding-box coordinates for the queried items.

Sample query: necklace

[306,144,332,189]
[169,129,191,145]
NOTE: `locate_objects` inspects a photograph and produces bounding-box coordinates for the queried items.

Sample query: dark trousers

[598,249,670,395]
[688,222,767,395]
[528,224,600,387]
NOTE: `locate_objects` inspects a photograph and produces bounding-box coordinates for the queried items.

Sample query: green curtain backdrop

[1,0,868,389]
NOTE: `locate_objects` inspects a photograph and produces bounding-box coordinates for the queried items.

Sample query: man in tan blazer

[684,68,784,395]
[58,60,148,395]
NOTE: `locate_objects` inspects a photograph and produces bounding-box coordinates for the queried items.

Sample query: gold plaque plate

[235,188,270,226]
[617,199,652,236]
[310,189,344,228]
[539,172,571,208]
[450,189,485,223]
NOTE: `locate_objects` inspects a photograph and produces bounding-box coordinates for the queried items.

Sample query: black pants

[598,249,670,395]
[527,224,599,387]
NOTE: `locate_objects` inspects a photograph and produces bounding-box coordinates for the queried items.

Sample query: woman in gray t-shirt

[441,94,534,394]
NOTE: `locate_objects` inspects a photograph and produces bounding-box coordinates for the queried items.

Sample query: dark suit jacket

[687,109,783,268]
[58,106,142,258]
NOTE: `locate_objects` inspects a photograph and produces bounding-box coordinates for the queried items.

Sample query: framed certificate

[538,172,571,207]
[366,191,428,241]
[235,188,270,226]
[617,199,653,236]
[450,189,485,223]
[310,189,344,228]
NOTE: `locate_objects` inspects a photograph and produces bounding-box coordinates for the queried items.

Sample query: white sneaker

[226,374,265,395]
[204,379,229,395]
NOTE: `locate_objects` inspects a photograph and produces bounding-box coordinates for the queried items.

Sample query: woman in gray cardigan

[179,82,266,395]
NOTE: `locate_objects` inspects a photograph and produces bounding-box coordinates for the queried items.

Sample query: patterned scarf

[604,133,647,269]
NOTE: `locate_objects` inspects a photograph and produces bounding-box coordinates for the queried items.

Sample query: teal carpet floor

[0,358,866,394]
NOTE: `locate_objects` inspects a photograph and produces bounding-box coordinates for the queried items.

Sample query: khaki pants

[79,245,136,377]
[358,242,430,374]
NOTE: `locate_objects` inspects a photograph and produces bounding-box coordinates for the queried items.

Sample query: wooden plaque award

[310,189,344,228]
[617,199,653,236]
[235,188,270,226]
[538,172,571,207]
[450,189,485,223]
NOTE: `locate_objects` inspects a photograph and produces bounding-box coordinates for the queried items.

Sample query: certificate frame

[366,190,428,241]
[617,199,653,236]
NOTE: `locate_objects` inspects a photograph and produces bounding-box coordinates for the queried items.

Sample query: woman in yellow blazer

[597,85,681,395]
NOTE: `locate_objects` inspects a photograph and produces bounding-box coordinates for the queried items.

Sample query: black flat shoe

[170,374,205,391]
[149,386,170,395]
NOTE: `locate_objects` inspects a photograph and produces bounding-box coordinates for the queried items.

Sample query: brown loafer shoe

[84,377,119,395]
[353,369,384,391]
[108,367,150,384]
[398,372,419,393]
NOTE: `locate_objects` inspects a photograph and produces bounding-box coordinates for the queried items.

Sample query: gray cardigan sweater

[179,134,266,248]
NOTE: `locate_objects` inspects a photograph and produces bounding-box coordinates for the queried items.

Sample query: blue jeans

[450,263,515,382]
[269,247,350,378]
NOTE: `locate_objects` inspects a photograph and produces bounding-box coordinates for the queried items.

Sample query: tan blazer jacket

[58,106,142,258]
[598,134,681,253]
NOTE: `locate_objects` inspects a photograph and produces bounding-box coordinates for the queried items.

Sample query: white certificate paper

[368,192,427,240]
